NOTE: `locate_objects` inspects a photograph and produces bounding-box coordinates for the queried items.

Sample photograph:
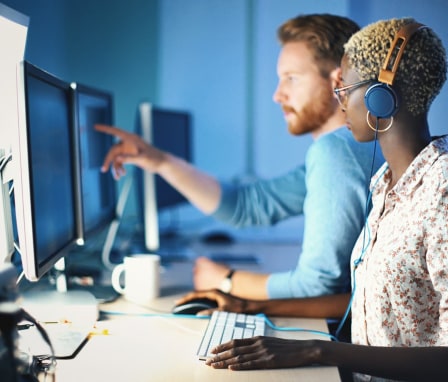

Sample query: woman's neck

[378,117,431,187]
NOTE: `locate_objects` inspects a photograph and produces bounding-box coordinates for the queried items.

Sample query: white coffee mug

[111,254,161,305]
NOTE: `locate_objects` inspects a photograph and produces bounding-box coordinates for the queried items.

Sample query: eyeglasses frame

[334,79,373,109]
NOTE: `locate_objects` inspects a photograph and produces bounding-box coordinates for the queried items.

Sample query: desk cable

[100,309,338,341]
[256,313,338,341]
[99,309,210,336]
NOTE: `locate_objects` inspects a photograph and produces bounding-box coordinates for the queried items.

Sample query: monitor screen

[71,83,116,240]
[152,108,192,209]
[13,61,81,281]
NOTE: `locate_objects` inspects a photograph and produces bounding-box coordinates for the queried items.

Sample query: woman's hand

[205,337,320,370]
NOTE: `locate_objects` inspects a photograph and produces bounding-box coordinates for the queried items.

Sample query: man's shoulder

[316,126,356,144]
[313,127,379,153]
[308,127,383,171]
[311,127,355,152]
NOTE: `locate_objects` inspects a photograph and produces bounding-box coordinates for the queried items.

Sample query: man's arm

[193,257,269,299]
[228,270,270,299]
[212,165,306,227]
[95,124,221,213]
[96,124,308,223]
[155,153,221,213]
[193,167,307,296]
[176,289,351,318]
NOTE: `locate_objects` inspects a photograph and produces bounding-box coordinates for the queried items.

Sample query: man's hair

[277,13,360,77]
[344,18,447,116]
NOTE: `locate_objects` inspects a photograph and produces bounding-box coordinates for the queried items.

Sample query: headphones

[364,22,427,119]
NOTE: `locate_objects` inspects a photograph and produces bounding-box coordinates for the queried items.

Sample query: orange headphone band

[378,22,427,86]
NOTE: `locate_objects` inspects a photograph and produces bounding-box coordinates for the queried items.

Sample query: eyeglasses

[334,79,372,109]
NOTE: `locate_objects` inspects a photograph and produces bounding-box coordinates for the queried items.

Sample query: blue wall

[64,0,158,134]
[2,0,70,77]
[3,0,448,239]
[2,0,158,140]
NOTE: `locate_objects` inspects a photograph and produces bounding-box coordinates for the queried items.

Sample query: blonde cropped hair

[344,18,447,116]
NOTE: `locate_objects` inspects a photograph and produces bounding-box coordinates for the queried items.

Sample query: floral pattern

[351,136,448,351]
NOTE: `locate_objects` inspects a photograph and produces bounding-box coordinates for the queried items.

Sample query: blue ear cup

[364,82,398,119]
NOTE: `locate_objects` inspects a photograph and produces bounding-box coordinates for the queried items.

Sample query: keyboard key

[197,311,266,359]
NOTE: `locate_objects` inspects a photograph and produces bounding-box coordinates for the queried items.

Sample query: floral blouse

[351,136,448,349]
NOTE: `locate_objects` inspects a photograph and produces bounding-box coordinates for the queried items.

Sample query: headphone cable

[335,118,383,339]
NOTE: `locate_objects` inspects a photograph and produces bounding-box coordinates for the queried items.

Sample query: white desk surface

[54,296,340,382]
[44,240,341,381]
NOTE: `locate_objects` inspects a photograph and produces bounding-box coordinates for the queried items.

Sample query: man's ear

[330,67,343,89]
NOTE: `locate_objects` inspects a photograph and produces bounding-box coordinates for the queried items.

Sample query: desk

[42,240,341,381]
[53,295,341,382]
[50,242,340,382]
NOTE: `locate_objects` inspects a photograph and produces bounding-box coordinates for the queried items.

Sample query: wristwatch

[219,269,235,293]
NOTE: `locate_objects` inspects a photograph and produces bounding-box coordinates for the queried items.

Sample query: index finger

[210,337,257,355]
[95,123,131,140]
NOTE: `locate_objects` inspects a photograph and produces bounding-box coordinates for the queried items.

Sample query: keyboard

[197,311,266,360]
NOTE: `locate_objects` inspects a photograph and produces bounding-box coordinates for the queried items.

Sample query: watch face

[220,278,232,293]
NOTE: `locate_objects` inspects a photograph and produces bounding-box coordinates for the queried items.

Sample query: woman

[177,18,448,381]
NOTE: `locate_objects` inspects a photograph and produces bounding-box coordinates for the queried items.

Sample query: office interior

[3,0,447,244]
[1,1,448,381]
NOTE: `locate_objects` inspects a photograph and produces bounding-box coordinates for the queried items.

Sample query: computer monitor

[0,2,28,267]
[135,102,192,251]
[13,61,83,282]
[70,82,116,241]
[11,61,99,332]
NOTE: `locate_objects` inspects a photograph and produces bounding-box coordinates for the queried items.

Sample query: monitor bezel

[14,61,82,281]
[70,82,117,242]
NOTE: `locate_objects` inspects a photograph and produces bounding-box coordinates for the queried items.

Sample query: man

[96,13,384,300]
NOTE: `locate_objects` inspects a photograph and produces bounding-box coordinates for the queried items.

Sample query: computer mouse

[172,297,218,315]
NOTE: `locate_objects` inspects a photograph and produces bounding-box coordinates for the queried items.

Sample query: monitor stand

[20,289,98,325]
[63,261,119,303]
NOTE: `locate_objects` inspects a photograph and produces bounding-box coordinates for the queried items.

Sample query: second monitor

[135,102,192,253]
[71,82,117,242]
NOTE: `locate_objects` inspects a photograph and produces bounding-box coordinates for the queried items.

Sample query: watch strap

[224,269,235,280]
[219,269,235,293]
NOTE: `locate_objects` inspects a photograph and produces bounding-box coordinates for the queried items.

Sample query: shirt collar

[371,135,448,197]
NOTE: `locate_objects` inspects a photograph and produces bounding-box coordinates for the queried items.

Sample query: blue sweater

[212,127,384,298]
